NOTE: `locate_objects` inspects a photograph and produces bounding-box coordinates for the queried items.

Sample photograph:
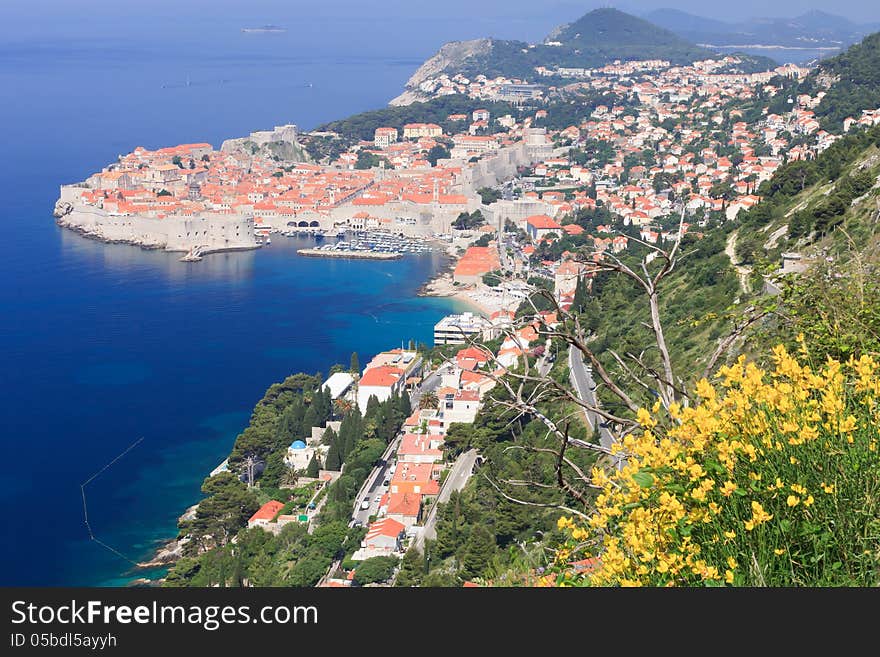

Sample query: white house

[356,365,405,411]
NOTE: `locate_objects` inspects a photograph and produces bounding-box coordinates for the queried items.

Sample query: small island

[241,25,286,33]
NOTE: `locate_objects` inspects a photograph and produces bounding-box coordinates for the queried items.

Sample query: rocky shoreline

[130,503,198,582]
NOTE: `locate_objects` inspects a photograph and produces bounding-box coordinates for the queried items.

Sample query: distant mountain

[644,8,876,63]
[642,9,734,35]
[392,8,718,105]
[550,7,708,56]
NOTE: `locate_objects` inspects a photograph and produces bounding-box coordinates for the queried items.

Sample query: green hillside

[410,9,720,84]
[814,31,880,132]
[552,7,711,63]
[734,123,880,274]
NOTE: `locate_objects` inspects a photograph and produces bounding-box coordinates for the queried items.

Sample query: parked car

[360,499,370,510]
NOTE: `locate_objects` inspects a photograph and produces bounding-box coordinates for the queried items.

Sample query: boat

[265,236,271,245]
[180,246,203,262]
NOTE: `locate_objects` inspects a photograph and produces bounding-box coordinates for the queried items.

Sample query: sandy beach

[419,239,522,317]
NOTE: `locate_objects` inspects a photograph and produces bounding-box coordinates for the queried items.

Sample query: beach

[419,244,521,317]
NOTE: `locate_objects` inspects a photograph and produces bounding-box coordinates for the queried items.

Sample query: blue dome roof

[290,440,307,450]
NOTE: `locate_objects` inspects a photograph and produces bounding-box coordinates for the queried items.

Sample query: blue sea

[0,9,534,586]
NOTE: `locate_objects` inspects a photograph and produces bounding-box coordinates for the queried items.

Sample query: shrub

[552,345,880,586]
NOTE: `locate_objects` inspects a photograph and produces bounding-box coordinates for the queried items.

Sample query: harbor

[297,248,402,260]
[283,228,441,259]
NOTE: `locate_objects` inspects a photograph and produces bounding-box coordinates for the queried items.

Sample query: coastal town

[238,311,555,586]
[52,42,880,587]
[53,46,880,306]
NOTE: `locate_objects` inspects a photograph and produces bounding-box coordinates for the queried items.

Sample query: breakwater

[296,248,401,260]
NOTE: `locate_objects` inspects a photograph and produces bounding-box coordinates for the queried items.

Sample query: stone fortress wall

[55,186,258,253]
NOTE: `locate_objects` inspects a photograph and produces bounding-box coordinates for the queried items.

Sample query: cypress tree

[398,389,412,418]
[302,404,319,432]
[324,439,341,471]
[322,425,337,446]
[306,455,320,478]
[365,395,380,420]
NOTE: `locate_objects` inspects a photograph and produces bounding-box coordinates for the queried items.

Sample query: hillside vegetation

[814,32,880,132]
[399,9,717,87]
[734,123,880,271]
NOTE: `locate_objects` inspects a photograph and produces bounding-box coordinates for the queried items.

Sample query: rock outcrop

[389,38,494,106]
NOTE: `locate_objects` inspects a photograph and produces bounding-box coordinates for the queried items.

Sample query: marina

[297,248,402,260]
[284,228,439,259]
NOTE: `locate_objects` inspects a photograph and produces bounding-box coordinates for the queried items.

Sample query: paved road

[409,366,444,410]
[351,434,400,526]
[568,345,616,454]
[412,449,479,551]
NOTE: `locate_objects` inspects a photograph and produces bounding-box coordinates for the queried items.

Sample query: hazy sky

[4,0,877,22]
[2,1,878,46]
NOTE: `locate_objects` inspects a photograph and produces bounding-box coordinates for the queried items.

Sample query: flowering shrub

[553,343,880,586]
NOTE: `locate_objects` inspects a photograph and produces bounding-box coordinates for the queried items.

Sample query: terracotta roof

[387,492,421,517]
[526,215,562,230]
[359,366,404,388]
[365,517,406,541]
[454,246,500,277]
[248,500,285,523]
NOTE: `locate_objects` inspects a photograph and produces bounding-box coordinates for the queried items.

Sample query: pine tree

[394,548,424,587]
[460,525,497,579]
[350,352,359,375]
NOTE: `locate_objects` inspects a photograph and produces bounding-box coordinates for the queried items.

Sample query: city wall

[55,196,258,253]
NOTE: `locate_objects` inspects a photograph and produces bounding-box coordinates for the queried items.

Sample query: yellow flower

[786,495,800,507]
[557,516,574,530]
[636,407,656,428]
[688,463,705,480]
[774,548,785,556]
[745,501,773,530]
[839,415,858,433]
[720,480,737,497]
[695,378,716,401]
[727,556,737,569]
[790,483,807,495]
[723,530,737,539]
[821,482,835,494]
[725,570,735,584]
[803,495,814,507]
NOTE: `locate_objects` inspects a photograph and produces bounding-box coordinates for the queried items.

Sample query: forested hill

[813,31,880,132]
[395,9,715,95]
[550,8,711,62]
